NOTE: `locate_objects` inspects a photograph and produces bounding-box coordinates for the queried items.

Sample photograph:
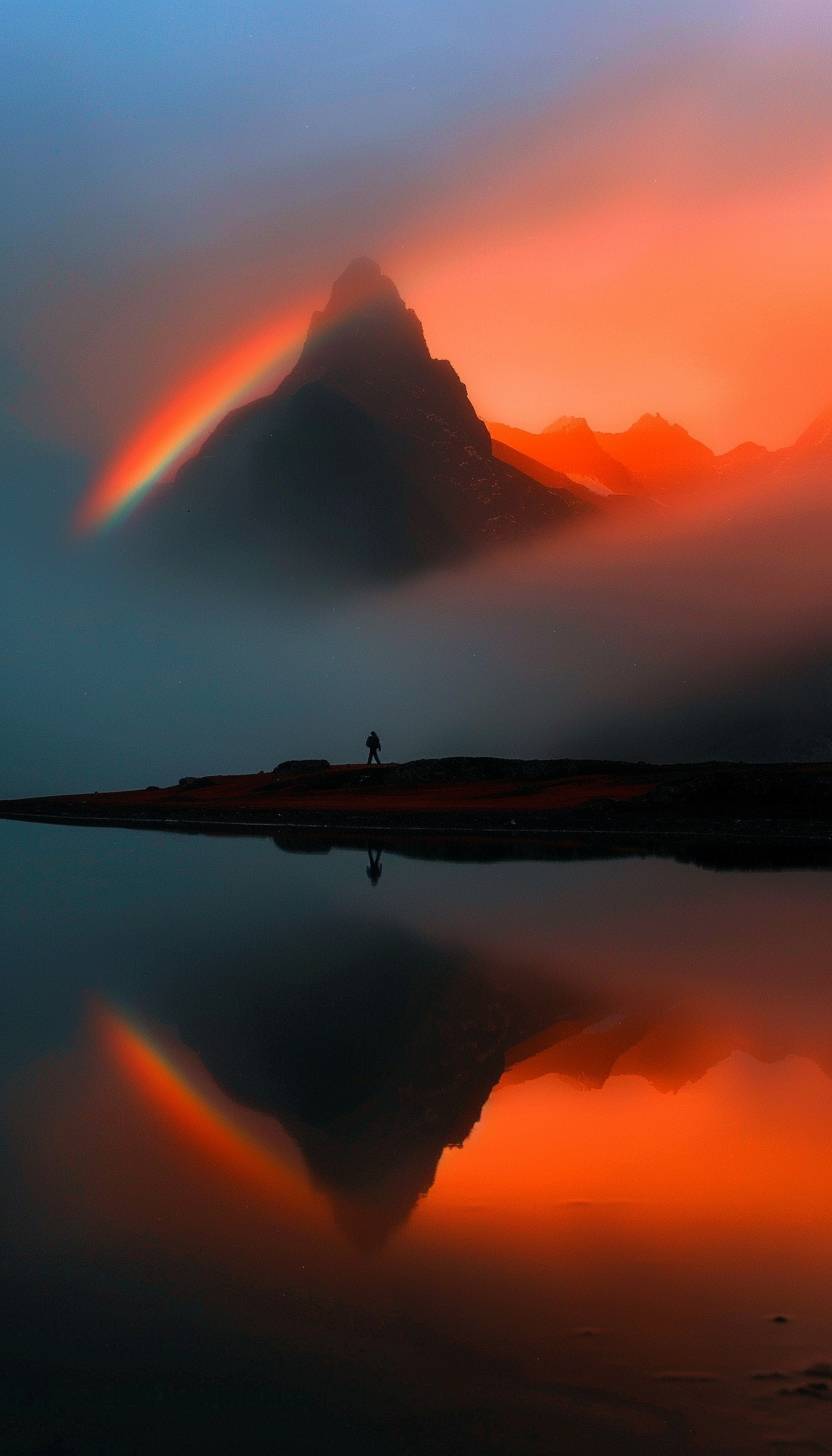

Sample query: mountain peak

[794,400,832,453]
[595,411,715,493]
[292,258,430,389]
[543,415,594,438]
[321,256,403,318]
[160,259,585,590]
[489,415,633,494]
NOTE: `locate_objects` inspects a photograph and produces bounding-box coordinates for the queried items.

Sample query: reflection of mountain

[140,259,590,593]
[151,906,832,1245]
[163,923,583,1246]
[507,1010,658,1088]
[505,1000,832,1095]
[163,963,832,1248]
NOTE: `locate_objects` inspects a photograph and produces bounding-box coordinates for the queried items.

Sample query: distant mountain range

[490,400,832,501]
[490,415,635,495]
[147,259,594,591]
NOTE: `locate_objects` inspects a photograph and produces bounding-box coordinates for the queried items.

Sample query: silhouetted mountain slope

[490,411,723,498]
[598,401,832,496]
[590,401,832,496]
[707,401,832,492]
[794,400,832,454]
[489,415,633,494]
[144,259,591,591]
[714,440,770,476]
[764,400,832,481]
[595,413,716,496]
[490,436,604,503]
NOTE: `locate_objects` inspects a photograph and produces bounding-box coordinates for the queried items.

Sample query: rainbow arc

[75,304,316,532]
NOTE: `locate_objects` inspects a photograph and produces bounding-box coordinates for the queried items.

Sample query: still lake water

[3,820,832,1455]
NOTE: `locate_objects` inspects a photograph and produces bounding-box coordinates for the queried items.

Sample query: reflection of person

[366,848,383,886]
[366,730,381,766]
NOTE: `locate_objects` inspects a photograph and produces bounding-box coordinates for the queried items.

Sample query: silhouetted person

[366,730,381,766]
[366,847,383,886]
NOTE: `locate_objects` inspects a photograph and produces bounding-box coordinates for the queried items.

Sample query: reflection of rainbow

[96,1003,309,1204]
[74,305,314,533]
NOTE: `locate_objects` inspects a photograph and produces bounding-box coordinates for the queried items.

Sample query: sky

[3,0,832,796]
[3,0,832,462]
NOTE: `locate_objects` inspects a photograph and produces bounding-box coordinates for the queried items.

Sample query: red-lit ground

[3,761,830,850]
[0,765,651,818]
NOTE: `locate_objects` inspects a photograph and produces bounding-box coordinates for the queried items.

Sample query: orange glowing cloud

[388,40,832,452]
[17,30,832,478]
[398,162,832,454]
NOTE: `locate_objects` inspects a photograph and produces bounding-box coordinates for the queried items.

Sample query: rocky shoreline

[3,758,832,869]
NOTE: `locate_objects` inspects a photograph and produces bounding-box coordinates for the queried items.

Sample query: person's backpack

[366,736,373,749]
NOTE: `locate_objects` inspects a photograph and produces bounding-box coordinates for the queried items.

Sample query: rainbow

[95,1002,311,1206]
[74,305,314,533]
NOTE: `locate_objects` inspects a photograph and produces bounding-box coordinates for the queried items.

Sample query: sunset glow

[30,1015,832,1255]
[421,1054,832,1242]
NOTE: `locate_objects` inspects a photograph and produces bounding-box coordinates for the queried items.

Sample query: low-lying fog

[3,410,831,798]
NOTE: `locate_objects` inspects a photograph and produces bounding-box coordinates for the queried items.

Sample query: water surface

[4,821,832,1454]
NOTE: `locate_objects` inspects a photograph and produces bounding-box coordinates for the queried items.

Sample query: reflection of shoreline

[4,809,832,871]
